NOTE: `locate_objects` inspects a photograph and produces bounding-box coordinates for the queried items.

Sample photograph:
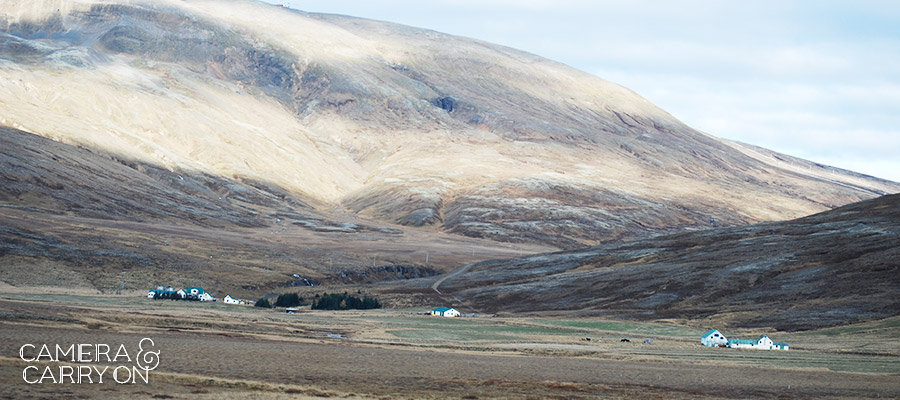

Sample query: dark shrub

[254,297,272,308]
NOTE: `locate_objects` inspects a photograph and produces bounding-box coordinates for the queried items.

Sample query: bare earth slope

[425,194,900,331]
[1,127,554,295]
[1,0,898,251]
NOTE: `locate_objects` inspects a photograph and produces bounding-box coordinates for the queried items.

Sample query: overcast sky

[263,0,900,182]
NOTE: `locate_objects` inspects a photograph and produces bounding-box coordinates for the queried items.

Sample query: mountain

[1,0,897,255]
[1,124,555,294]
[418,193,900,331]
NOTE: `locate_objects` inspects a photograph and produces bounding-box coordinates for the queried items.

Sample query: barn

[700,329,728,347]
[431,307,460,317]
[727,338,756,349]
[727,334,789,351]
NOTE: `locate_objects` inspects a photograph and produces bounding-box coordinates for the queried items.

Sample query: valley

[0,294,898,399]
[415,193,900,331]
[1,1,899,398]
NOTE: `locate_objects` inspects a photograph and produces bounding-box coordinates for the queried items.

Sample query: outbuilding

[727,334,789,351]
[177,287,213,301]
[147,285,177,299]
[727,338,756,349]
[431,307,460,317]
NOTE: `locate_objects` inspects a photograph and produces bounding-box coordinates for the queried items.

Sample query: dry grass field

[0,290,897,399]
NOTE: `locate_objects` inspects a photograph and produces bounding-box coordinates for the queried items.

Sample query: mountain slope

[1,125,554,293]
[1,0,898,251]
[424,194,900,330]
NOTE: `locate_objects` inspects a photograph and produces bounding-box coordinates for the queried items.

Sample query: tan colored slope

[0,59,364,202]
[1,0,898,249]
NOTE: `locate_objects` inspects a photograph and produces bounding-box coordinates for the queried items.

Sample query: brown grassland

[0,290,898,399]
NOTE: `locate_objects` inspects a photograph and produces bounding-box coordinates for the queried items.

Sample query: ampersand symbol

[136,338,160,371]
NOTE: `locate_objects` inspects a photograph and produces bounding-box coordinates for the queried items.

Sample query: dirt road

[431,261,475,294]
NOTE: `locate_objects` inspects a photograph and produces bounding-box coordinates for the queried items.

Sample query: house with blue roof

[431,307,460,317]
[700,329,728,347]
[147,285,177,299]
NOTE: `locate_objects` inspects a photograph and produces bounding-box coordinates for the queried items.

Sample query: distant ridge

[422,193,900,330]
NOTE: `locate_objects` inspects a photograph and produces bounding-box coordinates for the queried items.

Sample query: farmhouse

[431,307,460,317]
[700,329,728,347]
[177,287,215,301]
[223,295,245,305]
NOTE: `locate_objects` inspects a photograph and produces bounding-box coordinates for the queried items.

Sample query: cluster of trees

[274,293,302,307]
[254,292,304,308]
[254,291,382,311]
[311,292,381,310]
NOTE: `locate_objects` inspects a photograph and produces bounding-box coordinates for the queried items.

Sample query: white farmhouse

[223,295,245,305]
[431,307,460,317]
[756,334,773,349]
[700,329,728,347]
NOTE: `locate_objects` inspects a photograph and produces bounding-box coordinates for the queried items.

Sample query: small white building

[198,292,214,302]
[700,329,728,347]
[223,295,245,305]
[431,307,460,317]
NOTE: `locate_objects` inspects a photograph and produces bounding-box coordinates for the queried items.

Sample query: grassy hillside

[423,194,900,331]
